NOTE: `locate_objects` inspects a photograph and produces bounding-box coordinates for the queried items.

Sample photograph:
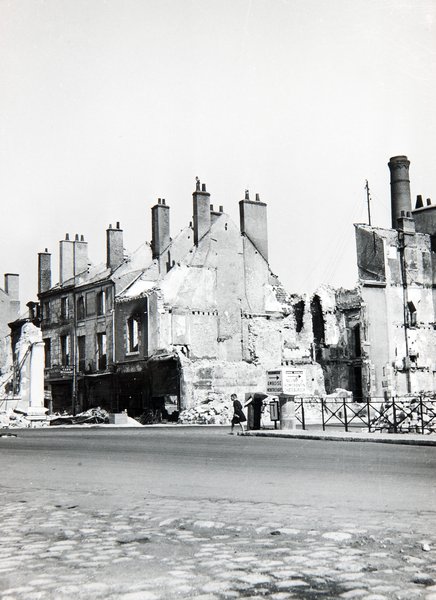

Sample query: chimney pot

[162,199,166,205]
[245,190,249,200]
[401,210,405,217]
[65,233,69,240]
[427,198,432,206]
[116,221,120,229]
[45,248,48,253]
[256,193,260,202]
[201,183,206,192]
[210,204,214,212]
[219,205,223,212]
[75,234,79,241]
[81,234,84,241]
[416,194,423,209]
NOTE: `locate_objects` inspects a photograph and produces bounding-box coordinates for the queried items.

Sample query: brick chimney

[193,178,211,245]
[151,199,170,258]
[59,234,74,284]
[4,273,19,300]
[388,156,412,229]
[59,234,88,284]
[107,222,124,271]
[239,190,268,261]
[38,249,51,294]
[74,234,88,276]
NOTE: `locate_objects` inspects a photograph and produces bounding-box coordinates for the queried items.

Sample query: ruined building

[310,155,436,401]
[38,183,326,416]
[0,273,20,374]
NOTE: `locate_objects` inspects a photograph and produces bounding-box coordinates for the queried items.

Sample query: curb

[243,431,436,447]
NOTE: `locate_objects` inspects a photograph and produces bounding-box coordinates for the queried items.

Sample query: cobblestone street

[1,487,435,600]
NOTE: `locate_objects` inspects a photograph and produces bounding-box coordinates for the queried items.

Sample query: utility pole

[71,241,78,416]
[365,180,372,226]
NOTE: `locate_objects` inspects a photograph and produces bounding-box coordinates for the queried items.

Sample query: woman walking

[230,393,246,434]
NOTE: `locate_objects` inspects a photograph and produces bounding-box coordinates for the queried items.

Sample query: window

[43,301,51,322]
[61,297,69,319]
[60,335,70,367]
[105,287,113,310]
[77,336,86,372]
[44,338,51,368]
[97,332,107,370]
[86,292,95,316]
[96,291,106,315]
[407,301,417,327]
[77,296,85,320]
[127,316,139,353]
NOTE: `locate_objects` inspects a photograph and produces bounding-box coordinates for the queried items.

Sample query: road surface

[0,426,435,599]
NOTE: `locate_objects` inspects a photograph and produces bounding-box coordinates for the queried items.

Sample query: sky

[1,0,436,310]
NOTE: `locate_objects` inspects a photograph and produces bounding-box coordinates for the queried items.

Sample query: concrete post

[27,341,48,423]
[279,395,297,430]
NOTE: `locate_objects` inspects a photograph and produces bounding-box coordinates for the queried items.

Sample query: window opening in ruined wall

[86,292,95,317]
[353,325,361,358]
[60,335,70,367]
[61,297,69,320]
[97,332,107,370]
[310,295,325,344]
[44,338,51,368]
[293,300,305,333]
[127,316,139,353]
[77,336,86,372]
[96,291,106,316]
[407,301,417,327]
[43,301,51,322]
[77,296,85,320]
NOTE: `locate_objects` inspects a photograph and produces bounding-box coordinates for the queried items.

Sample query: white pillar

[27,341,47,421]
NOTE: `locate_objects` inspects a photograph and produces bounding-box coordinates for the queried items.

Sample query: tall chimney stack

[4,273,19,300]
[38,249,51,294]
[59,234,74,284]
[239,190,268,261]
[193,178,211,245]
[74,234,88,275]
[388,155,412,229]
[106,222,124,271]
[151,199,170,258]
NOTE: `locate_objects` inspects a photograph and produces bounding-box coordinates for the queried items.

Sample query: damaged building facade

[35,155,436,415]
[310,155,436,401]
[0,273,20,374]
[37,182,326,416]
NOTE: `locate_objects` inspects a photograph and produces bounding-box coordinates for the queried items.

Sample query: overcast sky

[1,0,435,309]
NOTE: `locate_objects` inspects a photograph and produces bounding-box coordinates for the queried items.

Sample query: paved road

[0,426,435,599]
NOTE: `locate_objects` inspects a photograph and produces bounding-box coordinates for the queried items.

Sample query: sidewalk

[243,427,436,446]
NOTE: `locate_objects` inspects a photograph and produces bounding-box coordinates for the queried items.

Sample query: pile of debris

[49,407,110,426]
[370,397,436,434]
[0,411,49,428]
[178,394,232,425]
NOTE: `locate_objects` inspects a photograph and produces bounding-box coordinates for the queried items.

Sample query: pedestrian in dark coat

[230,393,246,434]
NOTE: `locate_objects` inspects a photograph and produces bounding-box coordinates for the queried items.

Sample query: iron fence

[290,396,436,435]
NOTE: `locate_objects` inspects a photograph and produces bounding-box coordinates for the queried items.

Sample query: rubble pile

[370,398,436,434]
[178,394,232,424]
[0,411,48,428]
[49,407,110,426]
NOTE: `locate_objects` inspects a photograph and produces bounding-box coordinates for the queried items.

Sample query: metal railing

[291,396,436,435]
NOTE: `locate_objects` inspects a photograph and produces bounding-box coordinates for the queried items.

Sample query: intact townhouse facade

[38,181,327,416]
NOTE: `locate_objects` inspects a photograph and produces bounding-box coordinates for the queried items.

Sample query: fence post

[392,398,397,433]
[321,397,326,431]
[366,397,371,432]
[419,395,425,434]
[301,398,306,431]
[343,397,348,432]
